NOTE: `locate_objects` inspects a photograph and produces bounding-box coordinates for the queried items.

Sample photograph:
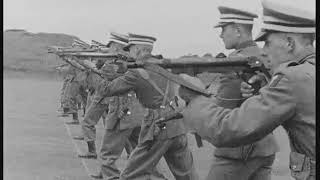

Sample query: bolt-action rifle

[119,55,271,96]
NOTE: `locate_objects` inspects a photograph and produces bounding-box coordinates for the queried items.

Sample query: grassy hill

[3,29,81,75]
[3,29,216,80]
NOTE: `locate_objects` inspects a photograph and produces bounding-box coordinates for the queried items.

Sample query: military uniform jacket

[211,41,279,159]
[103,92,143,130]
[100,55,187,143]
[89,67,143,130]
[182,47,315,161]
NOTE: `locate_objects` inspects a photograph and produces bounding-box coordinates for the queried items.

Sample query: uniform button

[162,126,166,129]
[127,111,131,115]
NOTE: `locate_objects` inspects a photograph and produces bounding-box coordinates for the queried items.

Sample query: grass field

[3,78,293,180]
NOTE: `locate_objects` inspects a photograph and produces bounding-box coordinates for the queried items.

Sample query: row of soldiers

[58,0,315,179]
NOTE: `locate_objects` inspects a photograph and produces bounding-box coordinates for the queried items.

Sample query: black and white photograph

[3,0,315,179]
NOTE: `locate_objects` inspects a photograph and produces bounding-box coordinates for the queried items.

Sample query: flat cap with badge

[106,32,129,47]
[214,6,258,28]
[255,0,315,41]
[123,33,157,51]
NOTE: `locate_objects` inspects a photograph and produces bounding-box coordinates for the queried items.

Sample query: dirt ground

[3,78,293,180]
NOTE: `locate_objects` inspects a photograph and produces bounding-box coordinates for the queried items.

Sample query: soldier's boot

[90,171,103,179]
[78,141,97,159]
[65,113,80,125]
[58,108,70,117]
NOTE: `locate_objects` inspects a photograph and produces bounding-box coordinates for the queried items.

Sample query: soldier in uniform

[179,0,315,179]
[99,33,198,180]
[79,32,149,179]
[61,66,83,124]
[198,6,279,180]
[58,64,73,115]
[77,33,134,158]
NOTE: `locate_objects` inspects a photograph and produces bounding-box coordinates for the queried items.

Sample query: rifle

[73,39,91,48]
[124,55,270,148]
[56,52,122,59]
[48,47,124,78]
[91,40,108,47]
[122,55,271,96]
[47,46,100,54]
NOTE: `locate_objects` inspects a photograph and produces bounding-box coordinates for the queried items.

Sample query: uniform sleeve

[100,70,138,97]
[182,74,296,147]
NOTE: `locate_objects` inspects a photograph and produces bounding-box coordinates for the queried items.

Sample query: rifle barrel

[126,58,251,69]
[59,52,119,59]
[126,56,269,77]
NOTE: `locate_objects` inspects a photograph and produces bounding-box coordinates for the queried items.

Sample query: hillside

[3,29,217,79]
[3,29,81,74]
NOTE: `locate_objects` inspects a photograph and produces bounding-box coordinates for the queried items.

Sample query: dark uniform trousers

[120,106,198,180]
[205,41,279,180]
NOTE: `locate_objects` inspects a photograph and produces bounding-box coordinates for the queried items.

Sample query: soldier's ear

[286,36,295,52]
[234,24,241,37]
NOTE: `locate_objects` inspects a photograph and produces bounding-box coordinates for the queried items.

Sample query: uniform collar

[235,40,257,50]
[291,46,315,64]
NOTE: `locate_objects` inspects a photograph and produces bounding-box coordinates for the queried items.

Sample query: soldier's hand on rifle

[241,74,268,98]
[178,74,206,104]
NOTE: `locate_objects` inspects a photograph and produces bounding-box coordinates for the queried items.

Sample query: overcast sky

[3,0,315,57]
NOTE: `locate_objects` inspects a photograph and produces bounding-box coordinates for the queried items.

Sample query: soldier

[179,0,315,180]
[58,64,73,115]
[196,6,279,180]
[78,32,149,179]
[99,33,198,180]
[60,66,83,124]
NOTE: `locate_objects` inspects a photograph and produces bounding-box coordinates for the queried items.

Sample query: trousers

[81,101,109,142]
[100,127,141,180]
[120,134,199,180]
[206,154,275,180]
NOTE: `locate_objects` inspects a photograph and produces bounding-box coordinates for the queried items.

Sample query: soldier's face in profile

[262,33,291,70]
[110,42,125,53]
[219,24,239,50]
[129,45,139,59]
